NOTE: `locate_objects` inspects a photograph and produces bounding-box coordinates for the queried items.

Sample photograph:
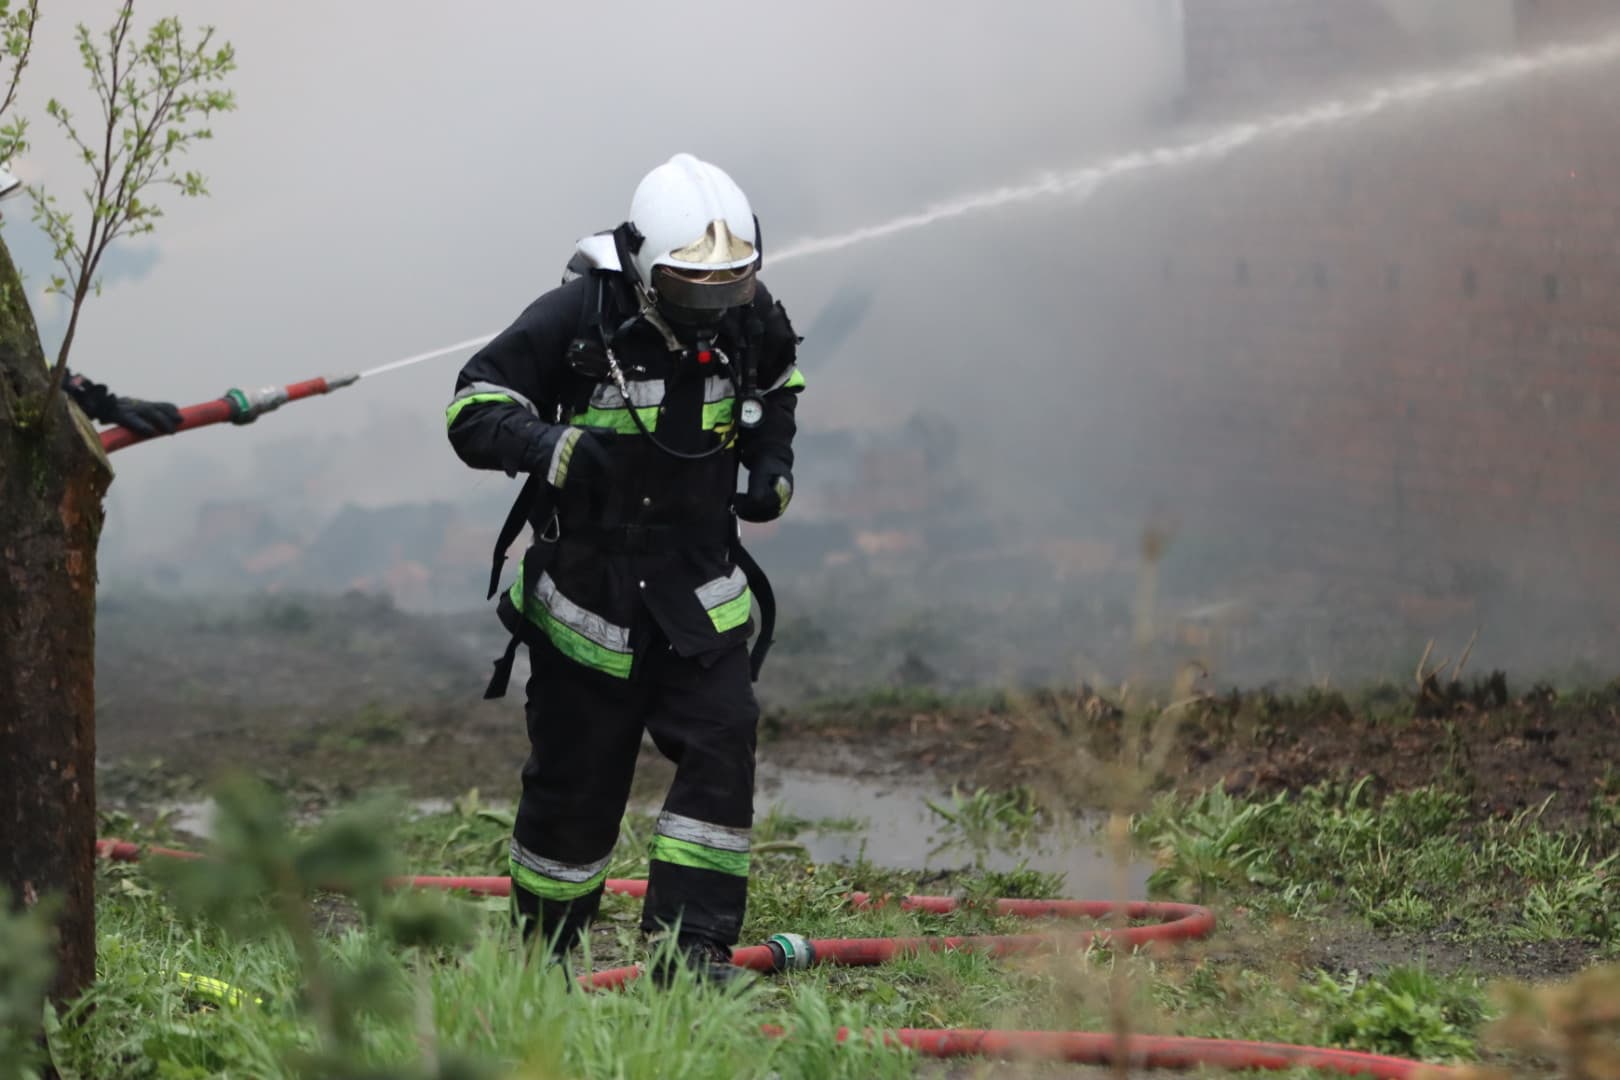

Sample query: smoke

[1374,0,1516,53]
[52,1,1620,688]
[61,0,1183,557]
[750,8,1620,687]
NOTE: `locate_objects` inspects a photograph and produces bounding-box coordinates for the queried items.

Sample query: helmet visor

[651,262,757,311]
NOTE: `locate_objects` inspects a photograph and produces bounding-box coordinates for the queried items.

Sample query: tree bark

[0,233,111,1005]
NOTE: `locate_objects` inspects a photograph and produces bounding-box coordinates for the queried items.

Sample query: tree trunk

[0,234,111,1005]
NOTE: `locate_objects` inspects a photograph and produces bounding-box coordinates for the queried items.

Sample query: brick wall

[1067,0,1620,630]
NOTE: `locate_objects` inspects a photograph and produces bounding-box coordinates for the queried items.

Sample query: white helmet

[625,153,759,315]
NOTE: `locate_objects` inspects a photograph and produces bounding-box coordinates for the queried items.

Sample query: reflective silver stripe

[590,379,665,409]
[510,838,611,883]
[590,376,732,409]
[546,428,580,487]
[703,375,737,404]
[453,380,538,416]
[695,567,748,611]
[655,811,751,853]
[766,364,800,393]
[533,571,630,652]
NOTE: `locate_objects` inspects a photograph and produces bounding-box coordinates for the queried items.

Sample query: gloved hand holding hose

[106,398,184,438]
[64,371,184,437]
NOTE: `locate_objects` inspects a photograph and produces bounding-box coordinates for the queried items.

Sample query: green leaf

[23,0,236,369]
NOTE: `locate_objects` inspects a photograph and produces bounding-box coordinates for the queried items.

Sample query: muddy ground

[98,591,1620,812]
[777,678,1620,831]
[95,591,1620,987]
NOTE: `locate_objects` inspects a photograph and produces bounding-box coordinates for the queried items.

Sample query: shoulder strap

[484,276,602,600]
[488,474,549,599]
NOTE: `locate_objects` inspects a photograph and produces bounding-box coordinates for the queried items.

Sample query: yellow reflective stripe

[571,401,734,433]
[510,857,608,901]
[445,392,517,428]
[707,588,752,633]
[508,570,633,679]
[548,427,581,488]
[649,835,750,877]
[702,399,734,430]
[780,368,806,391]
[571,405,659,434]
[544,619,632,677]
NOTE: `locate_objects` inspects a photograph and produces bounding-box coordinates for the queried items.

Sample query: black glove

[64,372,183,437]
[523,424,613,490]
[734,463,793,523]
[106,397,184,438]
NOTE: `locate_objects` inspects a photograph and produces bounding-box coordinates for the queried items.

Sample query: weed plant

[23,769,1548,1078]
[1136,778,1618,949]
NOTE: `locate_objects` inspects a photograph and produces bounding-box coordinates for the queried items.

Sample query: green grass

[18,776,1532,1080]
[1135,777,1619,949]
[51,868,1496,1080]
[922,783,1046,868]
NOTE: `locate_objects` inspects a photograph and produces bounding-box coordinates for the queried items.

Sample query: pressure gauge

[739,397,765,428]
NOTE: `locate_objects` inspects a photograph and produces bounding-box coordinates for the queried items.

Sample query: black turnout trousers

[509,630,759,952]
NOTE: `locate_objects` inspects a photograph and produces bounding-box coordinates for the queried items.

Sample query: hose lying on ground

[96,839,1454,1077]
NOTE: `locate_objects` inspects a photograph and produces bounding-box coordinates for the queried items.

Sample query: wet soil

[765,682,1620,831]
[94,596,1618,988]
[97,592,1620,830]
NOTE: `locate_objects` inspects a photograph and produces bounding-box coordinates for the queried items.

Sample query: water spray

[100,29,1620,455]
[356,334,497,380]
[764,30,1620,264]
[356,30,1620,375]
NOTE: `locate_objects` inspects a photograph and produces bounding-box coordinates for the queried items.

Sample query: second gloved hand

[733,464,792,523]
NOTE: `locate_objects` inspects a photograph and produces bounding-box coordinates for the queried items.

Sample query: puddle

[144,767,1153,900]
[751,763,1153,899]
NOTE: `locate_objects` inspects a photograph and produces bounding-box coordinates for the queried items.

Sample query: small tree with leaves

[29,0,235,380]
[0,0,235,1022]
[0,1,37,166]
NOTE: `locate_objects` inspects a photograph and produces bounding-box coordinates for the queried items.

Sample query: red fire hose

[99,374,359,454]
[96,840,1457,1076]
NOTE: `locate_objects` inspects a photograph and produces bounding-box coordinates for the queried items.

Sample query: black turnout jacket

[447,271,803,681]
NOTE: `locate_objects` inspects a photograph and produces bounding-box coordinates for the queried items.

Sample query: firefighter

[63,371,183,437]
[445,153,804,985]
